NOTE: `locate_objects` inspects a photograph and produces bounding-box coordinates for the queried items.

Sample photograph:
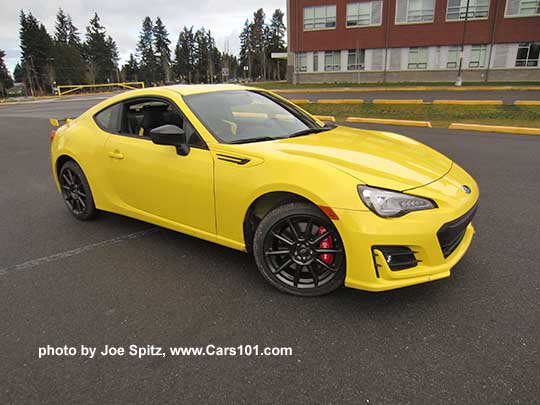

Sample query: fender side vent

[217,154,250,165]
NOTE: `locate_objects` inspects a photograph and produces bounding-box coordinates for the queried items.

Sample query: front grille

[437,203,478,258]
[373,246,420,271]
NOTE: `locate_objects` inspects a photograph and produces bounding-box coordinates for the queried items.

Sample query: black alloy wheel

[59,160,97,220]
[253,202,346,296]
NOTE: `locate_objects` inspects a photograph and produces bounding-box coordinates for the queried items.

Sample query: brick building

[286,0,540,82]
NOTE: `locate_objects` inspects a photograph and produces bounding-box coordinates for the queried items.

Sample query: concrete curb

[272,85,540,93]
[313,115,336,122]
[372,99,424,104]
[448,123,540,135]
[317,99,364,104]
[346,117,432,127]
[432,100,504,105]
[513,100,540,106]
[290,99,311,105]
[291,98,525,105]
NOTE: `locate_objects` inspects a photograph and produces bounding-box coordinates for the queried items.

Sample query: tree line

[0,7,286,96]
[240,8,286,81]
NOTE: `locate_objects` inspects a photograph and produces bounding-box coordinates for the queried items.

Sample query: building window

[505,0,540,17]
[408,47,428,69]
[324,51,341,71]
[347,49,366,70]
[447,0,490,20]
[469,44,488,68]
[447,46,460,68]
[396,0,436,24]
[304,5,337,30]
[313,53,319,72]
[295,52,307,72]
[346,1,383,27]
[515,42,540,67]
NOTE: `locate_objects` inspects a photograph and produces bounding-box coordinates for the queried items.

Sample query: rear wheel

[58,160,97,220]
[253,202,346,296]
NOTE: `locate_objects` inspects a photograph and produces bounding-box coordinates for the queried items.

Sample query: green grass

[251,81,540,90]
[300,104,540,128]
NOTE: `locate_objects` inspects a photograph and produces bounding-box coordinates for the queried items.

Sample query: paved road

[275,90,540,104]
[1,98,540,403]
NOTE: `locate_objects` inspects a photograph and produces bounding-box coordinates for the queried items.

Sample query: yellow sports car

[50,84,478,296]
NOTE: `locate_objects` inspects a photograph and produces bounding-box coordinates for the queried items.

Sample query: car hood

[273,126,452,191]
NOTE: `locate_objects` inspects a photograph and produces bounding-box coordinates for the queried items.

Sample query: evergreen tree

[268,9,286,80]
[240,8,285,81]
[192,29,221,83]
[13,63,24,83]
[0,49,14,97]
[251,9,267,80]
[53,9,85,85]
[137,17,158,84]
[83,13,117,84]
[174,26,195,83]
[122,54,139,82]
[107,35,120,82]
[220,52,240,81]
[153,17,171,83]
[194,28,209,83]
[239,19,253,80]
[19,11,54,94]
[54,8,70,44]
[67,16,82,47]
[206,30,220,83]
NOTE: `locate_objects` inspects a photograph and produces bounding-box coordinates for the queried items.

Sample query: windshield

[184,90,323,144]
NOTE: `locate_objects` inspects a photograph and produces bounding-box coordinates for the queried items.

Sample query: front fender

[214,154,366,250]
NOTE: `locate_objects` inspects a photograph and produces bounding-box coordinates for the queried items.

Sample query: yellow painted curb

[273,86,540,93]
[313,115,336,122]
[316,99,364,104]
[372,99,424,104]
[432,99,504,105]
[513,100,540,106]
[448,123,540,135]
[290,99,311,105]
[346,117,432,127]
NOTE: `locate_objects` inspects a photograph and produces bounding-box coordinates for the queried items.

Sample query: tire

[253,202,346,296]
[58,160,97,220]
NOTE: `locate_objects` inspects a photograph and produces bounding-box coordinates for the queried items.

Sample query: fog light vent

[372,246,420,271]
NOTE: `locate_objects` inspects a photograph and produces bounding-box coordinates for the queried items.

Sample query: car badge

[462,185,471,194]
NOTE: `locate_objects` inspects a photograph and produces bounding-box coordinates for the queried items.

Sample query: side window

[94,103,122,133]
[184,120,206,148]
[119,98,206,149]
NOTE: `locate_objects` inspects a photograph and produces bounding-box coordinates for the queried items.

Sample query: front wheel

[58,160,97,220]
[253,202,346,296]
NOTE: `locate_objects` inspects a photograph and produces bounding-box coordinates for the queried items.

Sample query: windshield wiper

[286,124,336,139]
[229,136,279,144]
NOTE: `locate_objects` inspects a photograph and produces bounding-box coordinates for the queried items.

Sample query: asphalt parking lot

[1,98,539,403]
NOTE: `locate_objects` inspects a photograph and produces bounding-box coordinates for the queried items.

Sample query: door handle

[108,151,124,160]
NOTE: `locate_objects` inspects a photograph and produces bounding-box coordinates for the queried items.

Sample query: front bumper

[333,206,476,292]
[332,162,479,292]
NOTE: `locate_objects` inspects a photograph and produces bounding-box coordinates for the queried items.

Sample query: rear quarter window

[94,103,122,133]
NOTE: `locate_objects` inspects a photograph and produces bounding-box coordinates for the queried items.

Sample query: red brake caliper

[318,226,334,264]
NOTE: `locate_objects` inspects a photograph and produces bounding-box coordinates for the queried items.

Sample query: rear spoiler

[49,118,73,127]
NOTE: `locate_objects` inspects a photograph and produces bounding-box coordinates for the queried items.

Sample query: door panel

[105,134,215,234]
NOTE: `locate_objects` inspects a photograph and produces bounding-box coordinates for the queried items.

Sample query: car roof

[82,84,262,118]
[163,83,255,96]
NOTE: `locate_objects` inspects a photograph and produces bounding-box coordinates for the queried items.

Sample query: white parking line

[0,228,158,276]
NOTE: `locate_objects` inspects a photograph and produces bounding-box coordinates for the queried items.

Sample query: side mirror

[149,124,190,156]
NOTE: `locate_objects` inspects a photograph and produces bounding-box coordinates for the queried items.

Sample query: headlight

[358,185,436,218]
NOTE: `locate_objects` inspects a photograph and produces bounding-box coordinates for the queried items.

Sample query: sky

[0,0,287,74]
